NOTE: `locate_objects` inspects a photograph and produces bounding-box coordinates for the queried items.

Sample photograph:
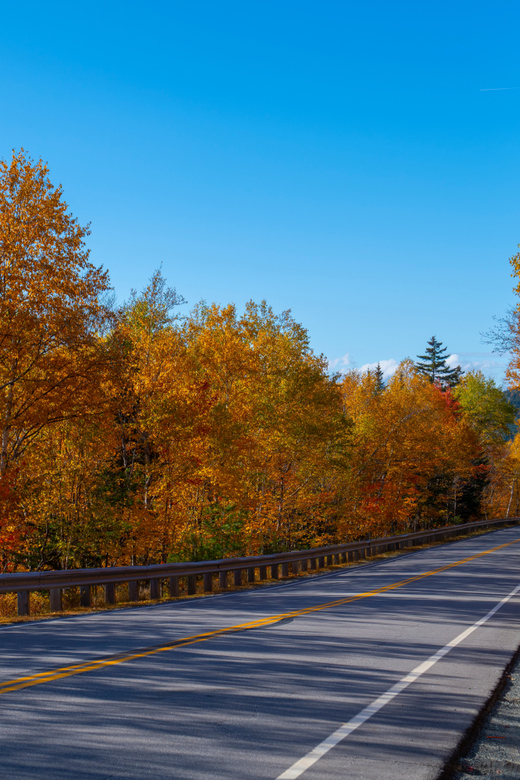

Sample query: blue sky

[2,1,519,382]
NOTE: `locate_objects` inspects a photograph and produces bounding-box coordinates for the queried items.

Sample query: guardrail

[1,517,517,617]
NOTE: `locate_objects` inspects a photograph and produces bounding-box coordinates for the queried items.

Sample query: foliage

[340,362,479,536]
[454,372,516,446]
[0,149,112,472]
[2,150,514,572]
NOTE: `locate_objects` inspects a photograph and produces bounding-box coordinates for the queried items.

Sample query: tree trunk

[1,379,14,476]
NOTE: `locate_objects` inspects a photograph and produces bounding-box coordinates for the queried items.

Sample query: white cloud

[359,358,399,380]
[446,352,509,382]
[329,352,510,384]
[328,353,352,373]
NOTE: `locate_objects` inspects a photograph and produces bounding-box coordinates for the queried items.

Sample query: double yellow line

[1,538,519,697]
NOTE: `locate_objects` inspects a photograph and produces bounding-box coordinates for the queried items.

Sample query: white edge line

[276,581,520,779]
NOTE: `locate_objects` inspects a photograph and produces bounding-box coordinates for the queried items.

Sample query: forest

[2,150,520,574]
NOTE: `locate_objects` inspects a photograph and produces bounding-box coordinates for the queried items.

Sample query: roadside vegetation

[1,150,519,578]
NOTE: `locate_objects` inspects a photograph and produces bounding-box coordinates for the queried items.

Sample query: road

[1,527,520,780]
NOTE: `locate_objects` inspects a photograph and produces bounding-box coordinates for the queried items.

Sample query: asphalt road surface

[2,527,520,780]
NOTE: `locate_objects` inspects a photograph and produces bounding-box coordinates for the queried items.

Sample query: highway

[1,527,520,780]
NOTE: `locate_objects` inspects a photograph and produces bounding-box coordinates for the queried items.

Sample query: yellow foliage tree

[0,150,112,568]
[340,361,479,538]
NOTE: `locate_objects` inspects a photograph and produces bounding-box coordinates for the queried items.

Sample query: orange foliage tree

[0,150,112,569]
[339,362,480,538]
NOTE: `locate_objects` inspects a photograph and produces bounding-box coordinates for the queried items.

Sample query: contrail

[480,87,519,91]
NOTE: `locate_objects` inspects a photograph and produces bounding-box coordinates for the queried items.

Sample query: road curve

[2,527,520,780]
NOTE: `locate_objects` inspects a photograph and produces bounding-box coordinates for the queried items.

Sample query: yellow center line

[1,537,519,696]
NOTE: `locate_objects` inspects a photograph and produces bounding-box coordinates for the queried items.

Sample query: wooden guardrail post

[80,586,91,607]
[105,583,116,605]
[129,581,139,601]
[259,565,267,580]
[281,562,289,577]
[203,572,213,592]
[50,588,62,612]
[271,563,279,579]
[17,591,29,616]
[187,574,197,595]
[247,566,255,583]
[150,578,161,600]
[168,576,178,598]
[234,568,242,586]
[219,570,228,589]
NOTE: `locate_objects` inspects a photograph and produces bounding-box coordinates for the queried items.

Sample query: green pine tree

[415,336,463,387]
[374,362,385,392]
[366,363,385,393]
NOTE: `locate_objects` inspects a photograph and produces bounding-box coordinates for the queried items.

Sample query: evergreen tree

[415,336,462,387]
[366,363,385,394]
[374,362,385,392]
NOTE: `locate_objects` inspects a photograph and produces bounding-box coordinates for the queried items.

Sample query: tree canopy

[0,149,517,577]
[0,149,112,474]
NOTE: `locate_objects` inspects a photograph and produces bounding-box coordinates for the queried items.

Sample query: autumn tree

[0,149,112,467]
[0,150,112,566]
[340,362,479,537]
[122,299,352,561]
[455,372,516,446]
[482,432,520,519]
[103,270,187,564]
[477,245,520,521]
